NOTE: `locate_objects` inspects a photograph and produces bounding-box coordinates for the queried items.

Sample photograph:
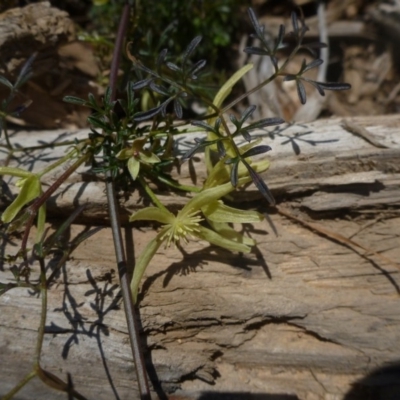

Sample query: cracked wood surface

[1,115,400,399]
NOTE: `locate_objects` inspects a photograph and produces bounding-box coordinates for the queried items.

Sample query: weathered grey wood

[1,114,400,220]
[1,115,400,399]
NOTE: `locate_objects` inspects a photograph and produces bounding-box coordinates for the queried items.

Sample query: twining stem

[20,152,91,256]
[0,139,86,152]
[138,176,169,212]
[37,149,78,178]
[105,2,151,398]
[34,256,48,365]
[2,371,37,400]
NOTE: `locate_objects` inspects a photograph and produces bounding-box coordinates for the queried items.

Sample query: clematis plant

[116,136,161,180]
[0,148,78,241]
[0,167,45,241]
[129,158,267,303]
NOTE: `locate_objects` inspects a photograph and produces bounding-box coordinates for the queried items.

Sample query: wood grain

[1,115,400,399]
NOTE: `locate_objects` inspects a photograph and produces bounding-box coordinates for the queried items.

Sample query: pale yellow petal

[129,207,174,224]
[195,225,251,253]
[131,228,167,303]
[203,201,264,223]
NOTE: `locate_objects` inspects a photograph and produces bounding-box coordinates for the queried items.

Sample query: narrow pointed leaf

[149,81,169,96]
[276,24,285,47]
[166,62,181,73]
[104,86,112,105]
[87,115,110,131]
[245,117,284,130]
[131,78,152,90]
[183,36,202,66]
[296,79,307,104]
[217,140,226,158]
[0,76,13,89]
[157,48,168,70]
[240,130,251,142]
[241,105,257,123]
[291,11,299,33]
[317,82,351,91]
[248,8,262,36]
[127,157,140,180]
[245,163,275,205]
[191,120,215,132]
[244,47,269,56]
[14,52,37,88]
[63,96,88,106]
[181,141,206,162]
[190,59,206,78]
[134,106,162,121]
[230,160,239,187]
[283,74,296,82]
[302,58,323,73]
[306,80,325,96]
[241,145,272,159]
[174,100,183,119]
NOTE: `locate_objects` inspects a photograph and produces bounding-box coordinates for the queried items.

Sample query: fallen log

[1,115,400,399]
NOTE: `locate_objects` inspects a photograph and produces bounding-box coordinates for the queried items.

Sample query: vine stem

[105,2,151,398]
[20,152,91,256]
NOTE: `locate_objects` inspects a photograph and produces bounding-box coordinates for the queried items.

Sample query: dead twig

[342,119,388,148]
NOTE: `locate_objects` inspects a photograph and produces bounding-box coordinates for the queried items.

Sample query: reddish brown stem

[20,153,90,255]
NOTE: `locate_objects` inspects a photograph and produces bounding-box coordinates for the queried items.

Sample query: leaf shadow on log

[47,263,122,400]
[11,131,72,171]
[138,241,271,304]
[343,361,400,400]
[256,124,339,156]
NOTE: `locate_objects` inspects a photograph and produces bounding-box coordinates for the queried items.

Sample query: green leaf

[63,96,88,106]
[127,157,140,180]
[2,175,41,223]
[139,151,160,164]
[87,115,111,131]
[0,76,13,90]
[211,64,253,111]
[0,166,32,179]
[116,148,133,160]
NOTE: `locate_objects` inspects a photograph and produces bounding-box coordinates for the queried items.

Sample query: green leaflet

[1,175,41,223]
[211,64,254,111]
